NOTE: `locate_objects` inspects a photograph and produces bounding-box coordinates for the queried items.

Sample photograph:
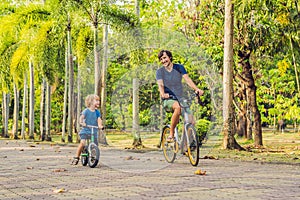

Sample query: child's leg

[72,140,86,165]
[76,140,86,157]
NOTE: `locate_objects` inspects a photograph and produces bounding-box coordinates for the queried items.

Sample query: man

[156,50,204,142]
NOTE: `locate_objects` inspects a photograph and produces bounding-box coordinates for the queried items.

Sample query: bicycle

[159,93,202,166]
[80,125,101,168]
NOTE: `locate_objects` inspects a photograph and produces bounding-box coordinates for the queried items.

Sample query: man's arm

[157,79,170,99]
[183,74,204,95]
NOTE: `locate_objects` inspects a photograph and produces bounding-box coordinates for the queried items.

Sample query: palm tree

[70,0,137,144]
[0,2,66,140]
[0,2,17,138]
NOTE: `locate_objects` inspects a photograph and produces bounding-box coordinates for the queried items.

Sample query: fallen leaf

[194,169,206,175]
[125,156,133,160]
[203,155,218,160]
[53,188,65,193]
[53,168,67,172]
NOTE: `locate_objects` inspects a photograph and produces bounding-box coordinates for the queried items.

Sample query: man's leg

[169,101,181,139]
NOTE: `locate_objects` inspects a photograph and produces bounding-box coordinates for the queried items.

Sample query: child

[72,94,104,165]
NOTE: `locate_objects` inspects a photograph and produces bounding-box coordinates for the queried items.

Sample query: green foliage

[195,118,211,141]
[102,4,138,30]
[139,108,151,126]
[256,53,298,126]
[1,0,300,144]
[75,26,93,65]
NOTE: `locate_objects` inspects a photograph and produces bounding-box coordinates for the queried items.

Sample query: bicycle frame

[80,125,100,168]
[161,114,193,154]
[160,92,201,166]
[87,125,98,141]
[159,94,196,148]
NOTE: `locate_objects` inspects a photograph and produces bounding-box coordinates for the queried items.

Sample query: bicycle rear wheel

[88,143,100,168]
[161,126,176,163]
[186,125,199,166]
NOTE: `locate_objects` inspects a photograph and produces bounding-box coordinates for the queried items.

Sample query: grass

[208,128,300,164]
[2,128,300,164]
[104,128,300,164]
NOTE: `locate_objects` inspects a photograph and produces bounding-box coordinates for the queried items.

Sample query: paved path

[0,140,299,200]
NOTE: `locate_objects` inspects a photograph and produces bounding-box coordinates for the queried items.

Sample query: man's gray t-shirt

[156,64,187,99]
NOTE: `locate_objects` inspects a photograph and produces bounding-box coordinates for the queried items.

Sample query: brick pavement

[0,140,300,200]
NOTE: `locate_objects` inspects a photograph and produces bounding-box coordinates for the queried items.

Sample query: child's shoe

[71,157,79,165]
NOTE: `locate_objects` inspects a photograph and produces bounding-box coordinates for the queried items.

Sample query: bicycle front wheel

[186,125,199,166]
[81,146,88,166]
[88,143,100,168]
[161,126,176,163]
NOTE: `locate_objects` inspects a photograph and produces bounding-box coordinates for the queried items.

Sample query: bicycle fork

[159,125,171,148]
[159,125,179,153]
[179,123,191,154]
[81,146,88,157]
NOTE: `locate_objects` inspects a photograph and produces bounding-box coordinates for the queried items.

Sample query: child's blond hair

[85,94,100,107]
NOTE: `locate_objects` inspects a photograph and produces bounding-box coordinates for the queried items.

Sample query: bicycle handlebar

[191,92,205,106]
[165,93,204,106]
[83,125,105,130]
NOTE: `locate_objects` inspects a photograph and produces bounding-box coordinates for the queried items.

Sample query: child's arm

[98,117,104,130]
[79,114,86,127]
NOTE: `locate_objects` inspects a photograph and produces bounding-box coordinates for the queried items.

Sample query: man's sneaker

[166,136,175,143]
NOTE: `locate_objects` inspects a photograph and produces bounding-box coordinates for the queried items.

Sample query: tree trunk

[120,102,126,130]
[21,73,28,139]
[237,111,246,137]
[76,64,81,143]
[45,81,51,141]
[29,60,35,139]
[135,0,140,17]
[132,78,142,147]
[289,36,300,94]
[248,87,263,146]
[12,83,20,139]
[239,51,263,146]
[93,12,101,96]
[40,78,45,141]
[245,89,252,140]
[2,92,10,138]
[132,0,142,148]
[67,15,74,143]
[99,24,108,145]
[273,86,276,129]
[62,47,68,142]
[223,0,243,150]
[235,83,247,137]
